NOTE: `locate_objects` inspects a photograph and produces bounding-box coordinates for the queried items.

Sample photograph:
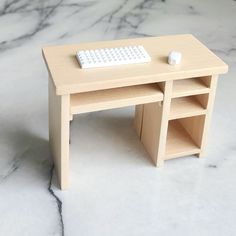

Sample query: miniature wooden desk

[42,34,228,190]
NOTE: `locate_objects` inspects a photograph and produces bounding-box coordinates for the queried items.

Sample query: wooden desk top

[42,34,228,95]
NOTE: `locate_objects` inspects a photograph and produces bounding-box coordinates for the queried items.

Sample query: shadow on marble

[0,128,64,235]
[0,127,57,186]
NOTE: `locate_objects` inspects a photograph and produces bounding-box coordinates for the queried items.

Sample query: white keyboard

[76,45,151,69]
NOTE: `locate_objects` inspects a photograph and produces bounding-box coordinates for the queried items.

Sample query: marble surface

[0,0,236,235]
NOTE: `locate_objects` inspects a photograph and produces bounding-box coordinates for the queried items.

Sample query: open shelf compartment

[70,83,163,114]
[169,94,208,120]
[165,116,205,160]
[172,76,211,98]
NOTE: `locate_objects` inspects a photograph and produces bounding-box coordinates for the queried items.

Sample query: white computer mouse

[168,51,182,65]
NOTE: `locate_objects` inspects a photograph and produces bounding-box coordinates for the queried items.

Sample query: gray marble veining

[0,0,236,235]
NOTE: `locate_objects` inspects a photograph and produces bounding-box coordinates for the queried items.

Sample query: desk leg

[49,78,70,190]
[140,81,173,166]
[197,75,218,157]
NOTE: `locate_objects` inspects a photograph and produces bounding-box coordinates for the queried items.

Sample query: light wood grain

[42,34,228,95]
[178,115,205,148]
[195,93,209,108]
[134,105,144,138]
[134,83,164,138]
[70,83,163,114]
[169,96,206,120]
[165,120,200,160]
[172,77,210,98]
[141,81,173,166]
[197,75,218,157]
[141,102,163,165]
[49,78,70,190]
[200,76,212,87]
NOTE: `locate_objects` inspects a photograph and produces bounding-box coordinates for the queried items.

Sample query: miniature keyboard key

[76,45,151,69]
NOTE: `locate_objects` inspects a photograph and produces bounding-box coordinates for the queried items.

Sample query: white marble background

[0,0,236,235]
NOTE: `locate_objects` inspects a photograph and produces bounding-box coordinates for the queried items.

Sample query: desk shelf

[165,120,200,160]
[70,83,163,114]
[172,77,210,98]
[169,95,207,120]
